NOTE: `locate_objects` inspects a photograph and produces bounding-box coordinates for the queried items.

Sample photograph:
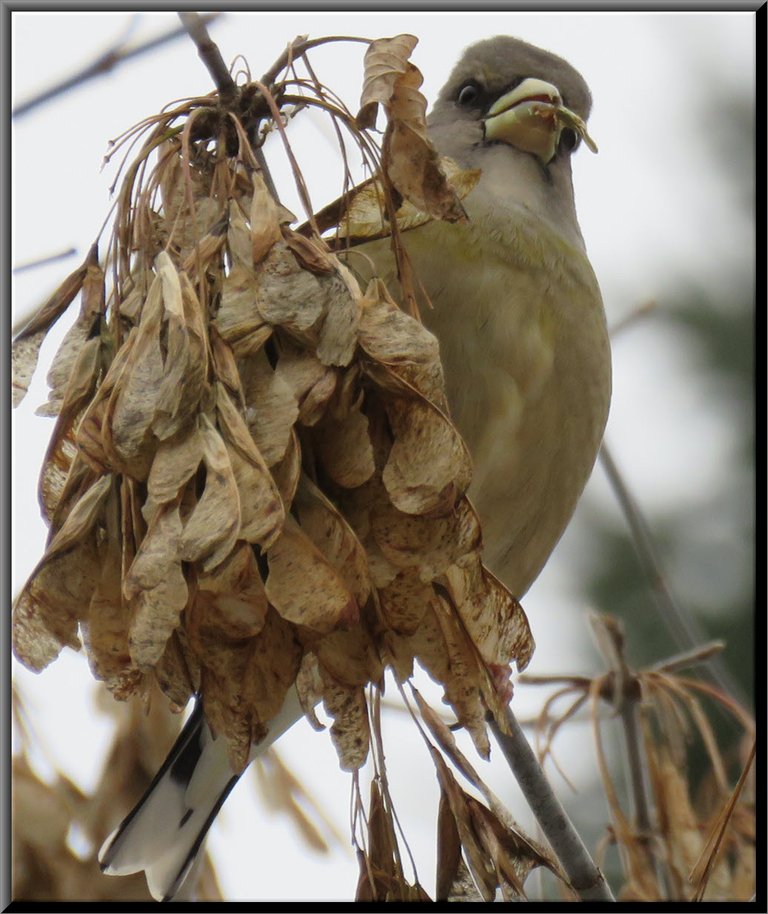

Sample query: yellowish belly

[358,217,611,598]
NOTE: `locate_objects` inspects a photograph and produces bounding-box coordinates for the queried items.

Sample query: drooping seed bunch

[13,35,545,899]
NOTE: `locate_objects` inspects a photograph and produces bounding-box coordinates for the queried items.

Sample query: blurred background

[10,10,755,902]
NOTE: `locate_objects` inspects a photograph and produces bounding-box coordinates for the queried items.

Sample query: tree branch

[13,14,223,118]
[588,613,669,896]
[177,12,236,104]
[598,441,748,708]
[489,708,615,902]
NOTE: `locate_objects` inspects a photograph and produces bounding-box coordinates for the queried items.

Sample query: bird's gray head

[429,36,593,168]
[427,36,595,250]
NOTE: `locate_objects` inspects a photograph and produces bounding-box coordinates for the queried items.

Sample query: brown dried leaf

[37,247,104,417]
[337,158,480,239]
[321,675,369,771]
[265,516,358,633]
[160,150,222,256]
[41,437,90,528]
[107,276,165,465]
[414,688,542,868]
[371,496,481,581]
[151,258,209,441]
[382,394,472,515]
[239,348,298,466]
[363,779,399,898]
[357,35,420,129]
[271,428,301,508]
[44,473,112,560]
[155,630,197,707]
[242,609,302,745]
[39,335,102,521]
[251,171,282,264]
[125,502,188,668]
[255,242,327,333]
[314,401,376,489]
[209,324,243,393]
[315,264,361,367]
[465,797,537,898]
[295,651,327,731]
[293,476,372,606]
[275,345,337,426]
[216,264,272,357]
[12,249,89,342]
[82,484,138,696]
[359,278,446,405]
[145,423,203,524]
[11,328,46,408]
[76,326,141,475]
[227,198,253,270]
[12,534,100,671]
[445,554,534,671]
[405,598,489,757]
[378,570,440,635]
[196,542,269,639]
[357,36,466,222]
[315,625,383,689]
[181,221,227,277]
[436,790,463,900]
[282,227,335,274]
[197,608,300,771]
[179,414,240,571]
[216,383,285,549]
[430,751,496,901]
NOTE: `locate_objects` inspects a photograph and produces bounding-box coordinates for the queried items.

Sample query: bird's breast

[399,216,612,598]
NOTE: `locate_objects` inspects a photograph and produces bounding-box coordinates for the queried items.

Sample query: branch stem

[490,708,615,902]
[13,14,222,118]
[619,701,670,896]
[599,442,747,707]
[178,12,236,103]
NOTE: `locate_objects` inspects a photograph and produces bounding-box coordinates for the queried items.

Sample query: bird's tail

[98,688,305,901]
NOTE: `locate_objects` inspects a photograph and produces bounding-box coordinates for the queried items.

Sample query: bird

[98,35,611,901]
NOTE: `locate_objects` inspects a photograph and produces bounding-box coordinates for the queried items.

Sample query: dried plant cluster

[12,35,546,900]
[525,618,756,902]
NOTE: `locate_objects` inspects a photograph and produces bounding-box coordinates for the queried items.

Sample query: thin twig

[13,248,77,274]
[588,613,669,895]
[13,14,222,118]
[649,640,725,675]
[489,708,615,901]
[689,739,755,900]
[176,13,280,204]
[260,34,371,88]
[177,12,236,103]
[598,441,748,708]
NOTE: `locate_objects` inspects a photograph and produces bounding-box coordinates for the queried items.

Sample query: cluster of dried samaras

[13,36,541,898]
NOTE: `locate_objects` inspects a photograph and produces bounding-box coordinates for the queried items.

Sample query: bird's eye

[457,81,481,107]
[559,128,580,154]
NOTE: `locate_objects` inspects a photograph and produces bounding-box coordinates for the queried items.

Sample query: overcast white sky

[10,10,756,902]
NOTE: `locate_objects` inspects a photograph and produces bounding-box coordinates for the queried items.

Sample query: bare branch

[260,34,371,88]
[649,640,725,675]
[177,12,236,103]
[13,14,223,118]
[489,708,615,902]
[598,441,748,708]
[13,248,77,274]
[588,613,670,896]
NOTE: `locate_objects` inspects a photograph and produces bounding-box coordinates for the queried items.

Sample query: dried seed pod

[13,37,535,807]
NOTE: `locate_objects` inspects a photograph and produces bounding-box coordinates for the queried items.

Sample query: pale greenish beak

[483,77,597,164]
